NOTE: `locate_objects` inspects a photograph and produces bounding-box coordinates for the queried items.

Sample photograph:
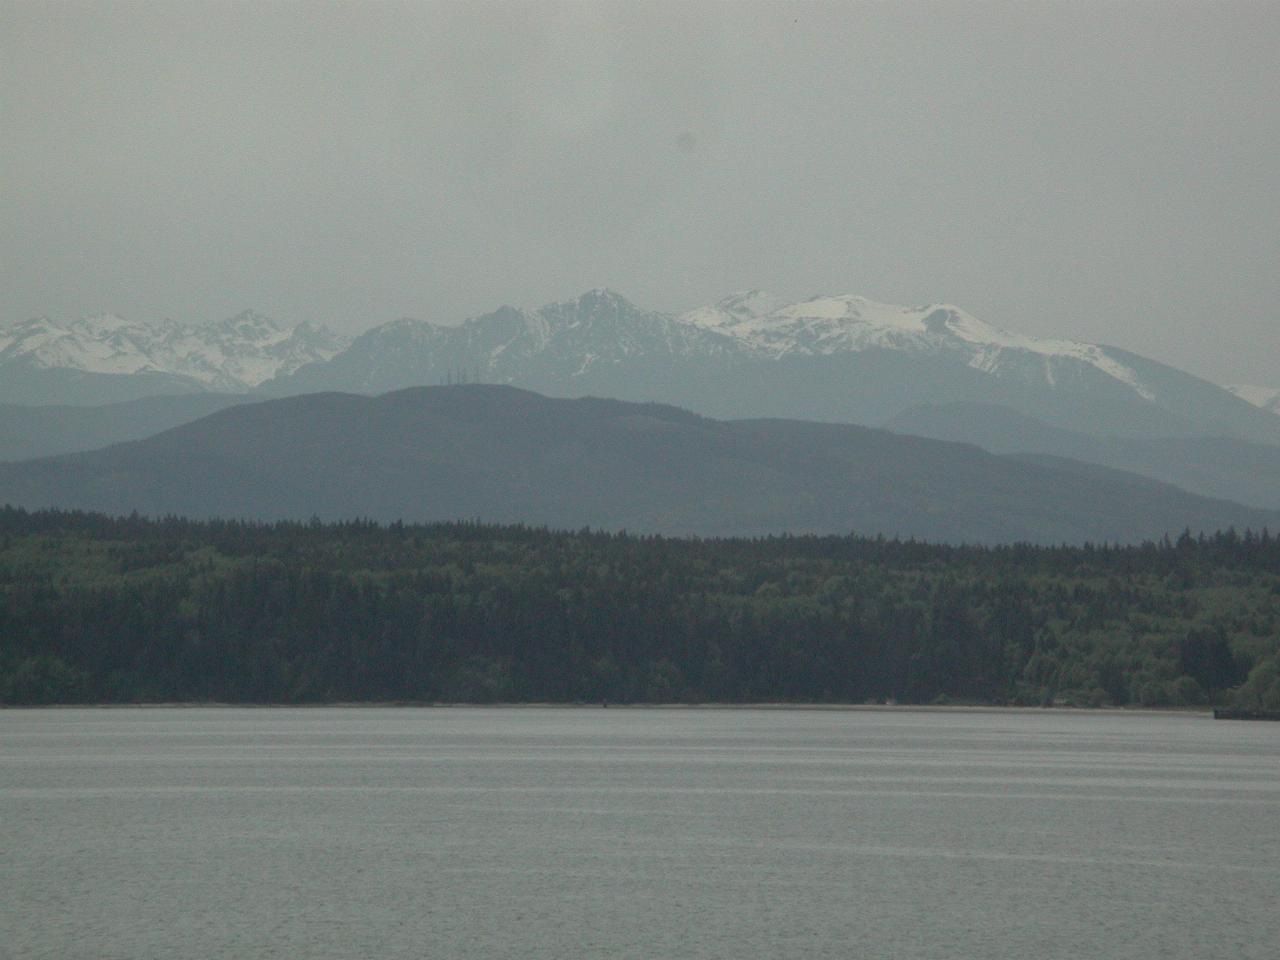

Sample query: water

[2,707,1277,959]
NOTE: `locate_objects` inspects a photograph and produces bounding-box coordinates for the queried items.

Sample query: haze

[3,0,1277,385]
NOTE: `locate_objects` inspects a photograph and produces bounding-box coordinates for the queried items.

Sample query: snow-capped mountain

[0,310,349,402]
[276,287,1169,409]
[271,288,1280,445]
[9,290,1278,448]
[272,289,738,396]
[1226,384,1280,417]
[681,292,1154,398]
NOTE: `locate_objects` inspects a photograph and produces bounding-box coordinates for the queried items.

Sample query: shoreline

[1,701,1215,717]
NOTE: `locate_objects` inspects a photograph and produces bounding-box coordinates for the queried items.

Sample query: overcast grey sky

[3,1,1278,384]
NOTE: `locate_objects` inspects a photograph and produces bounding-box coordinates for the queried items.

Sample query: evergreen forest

[2,507,1278,710]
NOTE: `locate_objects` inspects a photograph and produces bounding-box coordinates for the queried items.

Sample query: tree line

[1,506,1277,709]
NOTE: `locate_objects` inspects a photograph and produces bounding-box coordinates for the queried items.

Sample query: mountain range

[0,310,347,404]
[886,402,1280,511]
[0,385,1275,544]
[3,291,1277,538]
[266,290,1280,446]
[7,291,1278,444]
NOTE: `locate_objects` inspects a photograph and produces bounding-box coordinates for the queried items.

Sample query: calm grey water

[2,707,1278,959]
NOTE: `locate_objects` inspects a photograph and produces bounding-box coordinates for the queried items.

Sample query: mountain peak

[228,308,280,326]
[202,309,287,338]
[79,311,131,325]
[714,290,784,318]
[574,288,636,310]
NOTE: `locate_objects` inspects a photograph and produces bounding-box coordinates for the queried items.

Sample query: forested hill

[2,508,1278,709]
[2,385,1278,545]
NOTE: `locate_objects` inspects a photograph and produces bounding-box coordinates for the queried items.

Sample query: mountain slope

[1,385,1274,544]
[0,394,253,462]
[886,402,1280,511]
[1227,384,1280,417]
[0,362,209,406]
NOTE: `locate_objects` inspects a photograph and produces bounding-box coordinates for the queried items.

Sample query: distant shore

[2,701,1216,717]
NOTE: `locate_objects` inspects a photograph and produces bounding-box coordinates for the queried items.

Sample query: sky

[3,1,1278,385]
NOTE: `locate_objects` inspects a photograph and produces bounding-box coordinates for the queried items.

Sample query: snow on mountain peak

[681,290,781,334]
[3,290,1184,408]
[683,294,942,356]
[76,311,134,332]
[204,309,287,337]
[716,290,786,318]
[0,310,349,389]
[678,293,1155,398]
